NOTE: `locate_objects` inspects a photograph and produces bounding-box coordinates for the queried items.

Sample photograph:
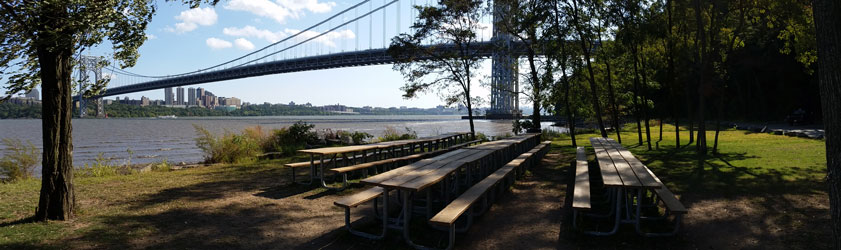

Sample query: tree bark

[597,23,622,143]
[34,5,76,220]
[812,0,841,247]
[527,47,542,131]
[694,0,707,155]
[667,0,678,148]
[632,46,644,146]
[640,47,653,150]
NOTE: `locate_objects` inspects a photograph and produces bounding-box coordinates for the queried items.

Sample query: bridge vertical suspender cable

[383,0,387,48]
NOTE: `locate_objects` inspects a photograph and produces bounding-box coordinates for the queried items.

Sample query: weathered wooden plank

[376,150,480,188]
[429,164,517,226]
[298,145,378,155]
[599,138,642,187]
[360,149,466,185]
[589,138,623,186]
[334,187,384,208]
[602,139,661,188]
[573,147,591,210]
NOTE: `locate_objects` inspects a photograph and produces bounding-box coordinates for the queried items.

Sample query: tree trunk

[35,29,76,220]
[694,0,707,155]
[596,18,621,143]
[527,48,541,131]
[563,76,576,148]
[667,0,679,148]
[632,46,644,146]
[640,47,652,150]
[812,0,841,247]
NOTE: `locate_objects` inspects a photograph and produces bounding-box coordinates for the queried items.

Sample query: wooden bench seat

[573,147,591,210]
[333,187,388,240]
[422,142,547,249]
[329,159,395,174]
[334,187,384,208]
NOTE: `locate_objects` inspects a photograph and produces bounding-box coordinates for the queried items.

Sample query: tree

[812,0,841,246]
[389,0,486,139]
[565,0,609,138]
[497,0,551,132]
[0,0,215,221]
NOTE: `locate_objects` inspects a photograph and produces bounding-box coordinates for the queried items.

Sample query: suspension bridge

[75,0,528,118]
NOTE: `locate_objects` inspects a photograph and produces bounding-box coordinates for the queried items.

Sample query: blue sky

[89,0,500,108]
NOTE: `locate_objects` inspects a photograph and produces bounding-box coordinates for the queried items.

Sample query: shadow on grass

[553,142,830,250]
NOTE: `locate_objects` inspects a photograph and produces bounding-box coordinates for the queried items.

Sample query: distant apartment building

[8,96,40,105]
[176,87,184,105]
[25,89,39,100]
[187,87,196,106]
[219,97,241,109]
[141,96,150,106]
[321,104,347,112]
[164,88,173,105]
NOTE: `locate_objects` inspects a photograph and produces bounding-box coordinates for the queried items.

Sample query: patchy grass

[551,123,826,196]
[0,157,304,248]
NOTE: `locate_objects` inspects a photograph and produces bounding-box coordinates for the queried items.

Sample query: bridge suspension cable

[109,0,394,79]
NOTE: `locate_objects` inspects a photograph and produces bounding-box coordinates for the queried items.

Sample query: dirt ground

[58,147,831,250]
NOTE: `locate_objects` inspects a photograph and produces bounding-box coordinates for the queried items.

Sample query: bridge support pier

[93,98,105,118]
[487,0,520,120]
[77,97,87,118]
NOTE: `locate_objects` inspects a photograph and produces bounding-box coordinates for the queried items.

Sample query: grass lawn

[0,124,830,249]
[554,123,827,196]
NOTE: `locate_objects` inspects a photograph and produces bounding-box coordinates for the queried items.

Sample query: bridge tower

[75,56,106,118]
[487,0,520,119]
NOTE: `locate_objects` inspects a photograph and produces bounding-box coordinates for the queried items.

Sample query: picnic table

[582,137,686,236]
[358,134,537,248]
[294,132,470,189]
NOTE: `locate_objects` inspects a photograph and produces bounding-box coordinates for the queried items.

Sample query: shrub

[265,121,318,156]
[541,129,564,140]
[152,158,172,172]
[194,125,263,164]
[474,132,489,142]
[378,126,417,142]
[350,131,373,145]
[0,138,40,182]
[79,153,120,177]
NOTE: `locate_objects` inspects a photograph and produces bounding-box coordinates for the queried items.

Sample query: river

[0,115,563,171]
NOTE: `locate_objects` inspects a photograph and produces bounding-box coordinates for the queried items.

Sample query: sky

[79,0,508,109]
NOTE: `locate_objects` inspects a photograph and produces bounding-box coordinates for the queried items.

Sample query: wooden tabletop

[298,133,467,154]
[589,137,661,189]
[298,145,379,155]
[361,149,485,191]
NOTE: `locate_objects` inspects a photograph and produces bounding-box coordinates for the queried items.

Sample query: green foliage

[474,132,489,142]
[378,126,418,142]
[0,138,40,182]
[193,125,263,164]
[265,122,319,156]
[541,129,564,141]
[388,0,486,136]
[78,153,120,178]
[151,158,172,172]
[0,103,41,119]
[336,130,373,145]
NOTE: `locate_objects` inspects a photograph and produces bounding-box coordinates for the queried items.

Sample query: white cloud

[223,26,286,43]
[284,28,355,47]
[234,38,256,50]
[146,34,157,40]
[172,7,218,33]
[224,0,336,24]
[206,37,233,49]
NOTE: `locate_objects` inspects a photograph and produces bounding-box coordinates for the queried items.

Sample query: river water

[0,115,563,170]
